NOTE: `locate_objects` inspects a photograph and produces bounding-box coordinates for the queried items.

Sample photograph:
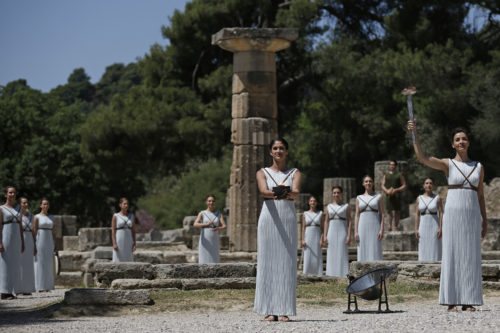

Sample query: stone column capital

[212,28,298,53]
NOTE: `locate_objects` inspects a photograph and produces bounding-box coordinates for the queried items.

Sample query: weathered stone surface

[484,178,500,218]
[64,288,152,305]
[229,144,270,252]
[182,277,256,290]
[136,241,188,251]
[397,263,441,279]
[163,251,188,264]
[383,231,418,252]
[220,251,257,263]
[483,219,500,251]
[83,272,94,288]
[134,251,164,265]
[182,216,200,249]
[323,178,357,210]
[82,259,109,273]
[212,28,298,53]
[154,263,256,279]
[135,232,150,241]
[111,278,183,290]
[374,161,410,219]
[55,272,82,287]
[231,117,278,145]
[233,72,276,94]
[483,281,500,290]
[93,262,155,287]
[162,228,184,242]
[63,236,79,251]
[382,251,418,261]
[91,246,113,260]
[482,251,500,260]
[59,251,91,271]
[297,274,344,284]
[482,264,500,278]
[149,229,163,241]
[78,228,112,251]
[232,93,277,119]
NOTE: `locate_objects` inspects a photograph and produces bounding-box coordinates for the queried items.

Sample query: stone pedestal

[213,28,298,252]
[374,161,409,219]
[323,178,356,211]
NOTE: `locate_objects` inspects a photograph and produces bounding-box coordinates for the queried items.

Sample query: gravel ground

[1,290,499,332]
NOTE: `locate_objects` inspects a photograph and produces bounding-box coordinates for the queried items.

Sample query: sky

[0,0,190,92]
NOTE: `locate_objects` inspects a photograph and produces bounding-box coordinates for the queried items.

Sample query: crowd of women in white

[0,187,56,300]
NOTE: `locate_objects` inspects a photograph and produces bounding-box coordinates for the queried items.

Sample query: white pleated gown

[35,214,54,291]
[417,195,442,261]
[254,168,298,316]
[20,213,36,293]
[112,213,134,262]
[303,211,323,275]
[198,211,221,264]
[326,203,349,277]
[439,160,483,306]
[357,194,383,261]
[0,205,22,294]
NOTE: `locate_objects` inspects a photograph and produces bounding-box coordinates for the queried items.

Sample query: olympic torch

[402,86,417,143]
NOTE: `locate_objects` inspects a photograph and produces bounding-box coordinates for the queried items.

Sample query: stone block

[212,28,298,53]
[134,251,164,265]
[182,216,199,249]
[231,117,278,145]
[136,232,150,241]
[93,262,155,287]
[163,251,188,264]
[382,251,418,261]
[91,246,113,260]
[162,228,184,242]
[233,51,276,72]
[78,228,112,251]
[232,72,276,94]
[55,272,83,287]
[64,288,153,305]
[397,263,441,279]
[229,144,271,252]
[60,215,78,235]
[482,219,500,251]
[181,277,256,290]
[62,236,79,251]
[111,278,183,290]
[383,231,418,252]
[482,264,500,279]
[81,258,109,274]
[231,93,277,119]
[149,229,163,241]
[219,251,257,263]
[154,263,256,279]
[59,251,91,271]
[83,272,94,288]
[136,241,188,251]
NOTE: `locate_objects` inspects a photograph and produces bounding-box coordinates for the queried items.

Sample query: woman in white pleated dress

[193,195,227,263]
[0,186,24,300]
[19,197,36,294]
[254,138,301,322]
[34,199,56,292]
[111,197,136,262]
[325,186,351,277]
[414,178,443,261]
[354,176,384,261]
[408,121,487,312]
[301,196,323,275]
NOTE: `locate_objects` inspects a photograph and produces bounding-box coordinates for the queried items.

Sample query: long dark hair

[269,137,289,150]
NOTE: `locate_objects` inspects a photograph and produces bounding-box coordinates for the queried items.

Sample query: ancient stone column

[212,28,298,252]
[374,161,409,219]
[323,178,357,210]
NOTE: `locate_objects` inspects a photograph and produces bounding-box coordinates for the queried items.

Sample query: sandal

[462,305,476,312]
[264,315,277,322]
[278,316,290,322]
[447,305,457,312]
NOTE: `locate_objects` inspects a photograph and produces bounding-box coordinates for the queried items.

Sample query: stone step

[55,272,82,287]
[64,288,152,305]
[349,260,500,284]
